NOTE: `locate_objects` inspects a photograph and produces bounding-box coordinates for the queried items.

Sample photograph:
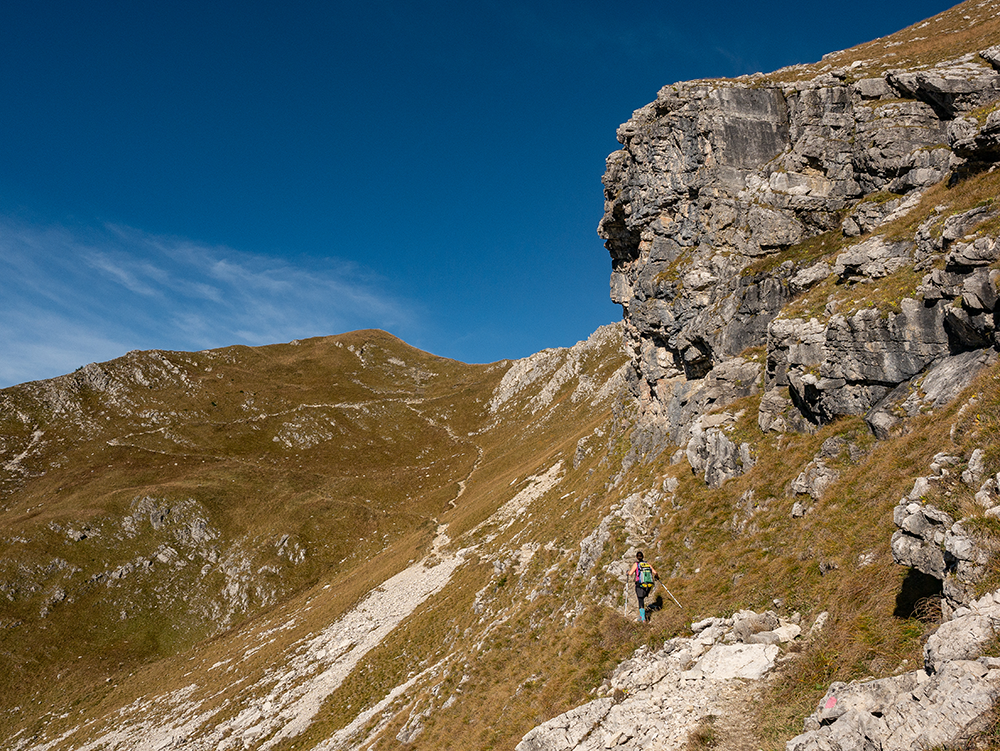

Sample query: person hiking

[629,551,659,622]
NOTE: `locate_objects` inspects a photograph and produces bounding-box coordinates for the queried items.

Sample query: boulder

[887,62,1000,118]
[866,349,996,438]
[686,642,779,680]
[731,609,780,642]
[946,236,1000,268]
[515,699,614,751]
[686,416,753,487]
[788,661,1000,751]
[789,459,840,500]
[924,615,995,673]
[833,237,913,281]
[766,317,826,389]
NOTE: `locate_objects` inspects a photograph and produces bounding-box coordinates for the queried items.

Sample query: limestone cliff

[599,10,1000,464]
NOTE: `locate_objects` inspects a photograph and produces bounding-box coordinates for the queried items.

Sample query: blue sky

[0,1,955,387]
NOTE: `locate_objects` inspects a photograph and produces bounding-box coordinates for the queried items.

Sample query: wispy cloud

[0,217,420,387]
[84,251,165,296]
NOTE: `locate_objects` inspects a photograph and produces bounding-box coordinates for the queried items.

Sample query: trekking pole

[657,579,682,608]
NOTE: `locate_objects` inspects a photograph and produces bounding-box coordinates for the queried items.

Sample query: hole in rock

[893,568,943,621]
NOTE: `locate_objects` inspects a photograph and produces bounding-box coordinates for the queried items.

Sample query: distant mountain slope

[1,324,636,750]
[0,331,502,732]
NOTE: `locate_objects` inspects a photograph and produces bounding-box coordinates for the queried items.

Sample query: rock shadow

[894,568,943,621]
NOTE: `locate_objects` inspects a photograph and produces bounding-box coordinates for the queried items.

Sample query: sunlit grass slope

[0,330,506,734]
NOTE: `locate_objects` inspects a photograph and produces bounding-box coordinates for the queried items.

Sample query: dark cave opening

[894,568,943,621]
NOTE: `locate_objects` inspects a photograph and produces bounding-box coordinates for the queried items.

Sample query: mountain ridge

[1,324,638,750]
[7,2,1000,749]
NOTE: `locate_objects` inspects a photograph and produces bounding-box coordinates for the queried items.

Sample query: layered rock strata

[600,46,1000,461]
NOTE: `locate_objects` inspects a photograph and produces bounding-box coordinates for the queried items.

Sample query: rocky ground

[517,610,807,751]
[789,588,1000,751]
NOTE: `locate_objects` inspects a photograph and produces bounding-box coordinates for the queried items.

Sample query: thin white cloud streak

[490,0,689,64]
[84,251,165,296]
[0,218,420,388]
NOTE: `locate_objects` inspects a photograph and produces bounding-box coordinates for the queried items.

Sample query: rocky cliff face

[580,6,1000,749]
[599,31,1000,462]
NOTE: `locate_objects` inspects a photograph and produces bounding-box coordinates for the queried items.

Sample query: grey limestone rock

[690,616,727,633]
[833,237,913,281]
[865,348,997,438]
[954,108,1000,164]
[686,415,754,487]
[823,300,950,386]
[982,45,1000,71]
[627,356,760,461]
[517,608,795,751]
[575,516,612,579]
[685,642,779,680]
[766,317,827,389]
[516,699,615,751]
[892,472,996,609]
[758,387,819,435]
[891,500,953,579]
[925,614,995,673]
[788,661,1000,751]
[789,459,840,501]
[963,449,987,486]
[947,236,1000,268]
[790,589,1000,751]
[601,50,1000,445]
[786,299,953,425]
[887,61,1000,119]
[841,193,922,237]
[789,261,832,291]
[731,609,780,642]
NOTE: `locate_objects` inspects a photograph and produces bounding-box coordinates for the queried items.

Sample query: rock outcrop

[517,609,804,751]
[890,448,1000,613]
[787,590,1000,751]
[600,46,1000,463]
[581,17,1000,751]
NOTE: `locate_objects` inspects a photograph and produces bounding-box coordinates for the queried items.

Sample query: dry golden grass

[686,714,719,750]
[0,326,651,750]
[6,7,1000,742]
[6,322,1000,751]
[777,163,1000,325]
[753,360,1000,746]
[743,229,850,280]
[761,0,1000,83]
[0,331,511,739]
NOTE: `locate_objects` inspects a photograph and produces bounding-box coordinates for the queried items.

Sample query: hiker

[630,550,659,622]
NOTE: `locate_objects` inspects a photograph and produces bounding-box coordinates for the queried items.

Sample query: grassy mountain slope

[1,325,647,749]
[0,331,506,737]
[6,3,1000,750]
[5,326,998,750]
